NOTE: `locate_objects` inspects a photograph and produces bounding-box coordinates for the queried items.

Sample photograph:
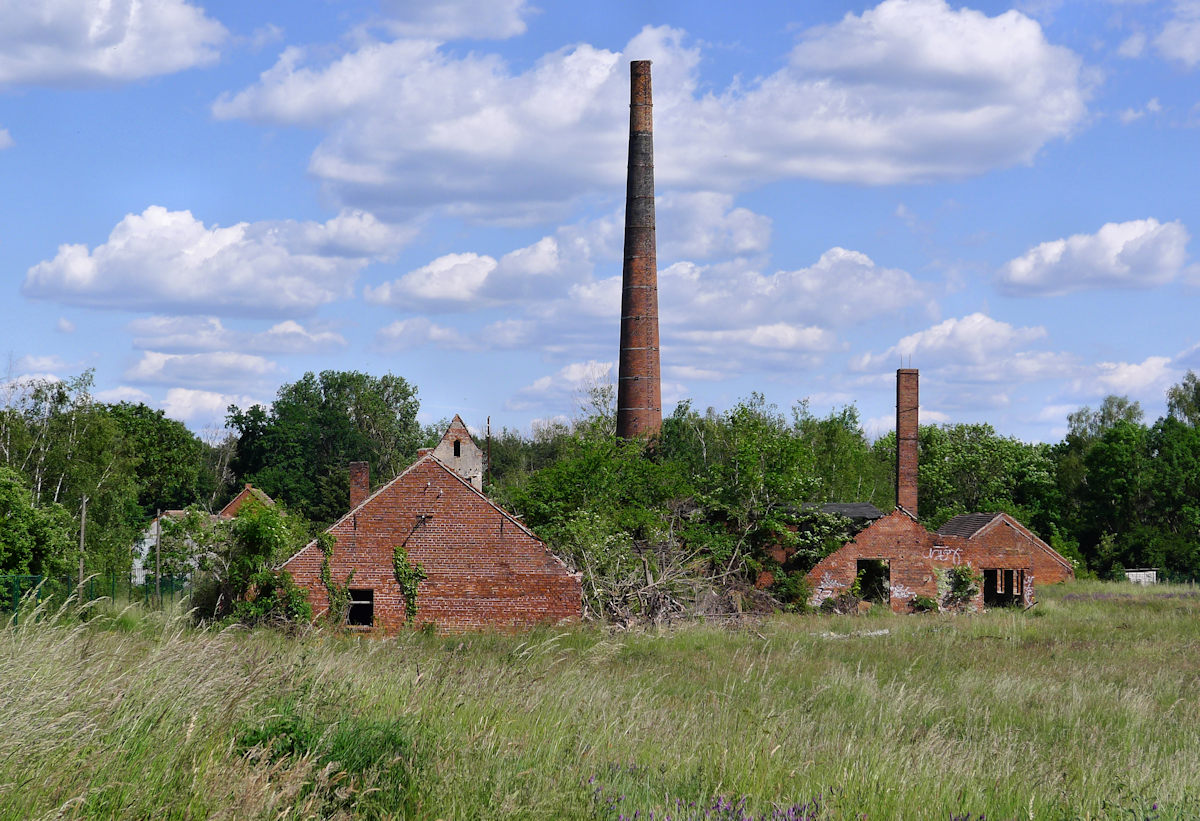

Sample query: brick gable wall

[806,509,1038,612]
[282,457,581,633]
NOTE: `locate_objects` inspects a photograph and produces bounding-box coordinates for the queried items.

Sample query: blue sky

[3,0,1199,442]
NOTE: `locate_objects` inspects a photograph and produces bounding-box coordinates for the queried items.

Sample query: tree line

[2,367,1198,619]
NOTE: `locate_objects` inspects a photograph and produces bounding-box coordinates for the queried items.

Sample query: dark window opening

[348,588,374,626]
[855,559,890,604]
[983,569,1021,607]
[453,439,461,457]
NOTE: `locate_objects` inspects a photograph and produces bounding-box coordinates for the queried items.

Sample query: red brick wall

[973,515,1075,585]
[896,369,919,513]
[282,458,582,633]
[805,509,1037,612]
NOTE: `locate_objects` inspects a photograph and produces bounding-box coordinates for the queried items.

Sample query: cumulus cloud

[128,316,346,354]
[214,2,1088,219]
[162,388,263,424]
[0,0,226,87]
[55,317,75,333]
[14,354,69,373]
[1078,356,1179,397]
[506,360,613,411]
[999,218,1190,295]
[125,351,281,389]
[380,0,533,40]
[851,313,1075,384]
[375,318,472,351]
[24,206,414,316]
[1156,1,1200,67]
[0,128,12,149]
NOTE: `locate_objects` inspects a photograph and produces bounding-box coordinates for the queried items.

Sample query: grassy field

[2,581,1198,820]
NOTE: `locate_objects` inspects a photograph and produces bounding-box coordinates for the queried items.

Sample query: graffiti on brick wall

[925,546,962,565]
[1024,571,1035,603]
[810,571,847,606]
[889,583,915,601]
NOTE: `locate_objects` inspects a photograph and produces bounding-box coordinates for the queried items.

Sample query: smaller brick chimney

[896,368,919,515]
[349,461,370,510]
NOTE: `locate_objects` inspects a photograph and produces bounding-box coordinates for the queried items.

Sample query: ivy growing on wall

[319,533,353,626]
[392,544,426,626]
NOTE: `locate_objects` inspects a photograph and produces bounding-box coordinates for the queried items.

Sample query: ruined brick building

[281,417,582,633]
[806,369,1073,612]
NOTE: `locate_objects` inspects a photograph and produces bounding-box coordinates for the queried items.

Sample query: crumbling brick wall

[283,457,581,633]
[806,510,1036,612]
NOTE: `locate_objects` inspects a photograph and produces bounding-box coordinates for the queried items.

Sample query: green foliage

[105,402,215,517]
[1167,369,1200,427]
[228,370,421,524]
[392,544,426,626]
[0,467,73,576]
[238,699,426,817]
[942,564,981,609]
[318,532,352,626]
[911,594,938,613]
[188,501,315,626]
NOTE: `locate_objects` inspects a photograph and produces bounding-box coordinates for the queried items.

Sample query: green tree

[0,467,73,576]
[1167,370,1200,427]
[106,402,214,516]
[228,370,420,523]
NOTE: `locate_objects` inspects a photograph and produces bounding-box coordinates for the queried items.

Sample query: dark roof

[817,502,885,521]
[936,512,1002,538]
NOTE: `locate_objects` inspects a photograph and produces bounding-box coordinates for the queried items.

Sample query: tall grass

[2,583,1199,819]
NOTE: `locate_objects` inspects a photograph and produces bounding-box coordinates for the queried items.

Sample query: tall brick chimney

[616,59,662,440]
[349,461,370,510]
[896,369,919,515]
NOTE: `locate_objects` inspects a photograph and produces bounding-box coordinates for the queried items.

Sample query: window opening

[983,569,1020,607]
[453,439,461,457]
[348,588,374,626]
[855,559,890,605]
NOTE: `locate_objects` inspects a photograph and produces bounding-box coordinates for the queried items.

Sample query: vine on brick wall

[319,533,353,626]
[392,544,427,626]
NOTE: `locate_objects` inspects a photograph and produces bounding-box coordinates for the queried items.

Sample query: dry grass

[2,583,1199,819]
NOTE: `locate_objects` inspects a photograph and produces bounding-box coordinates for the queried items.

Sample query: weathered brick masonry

[282,453,582,633]
[805,368,1072,612]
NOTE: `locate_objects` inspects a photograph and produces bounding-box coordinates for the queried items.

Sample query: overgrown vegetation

[3,582,1199,818]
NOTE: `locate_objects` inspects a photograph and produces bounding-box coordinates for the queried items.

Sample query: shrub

[911,595,938,613]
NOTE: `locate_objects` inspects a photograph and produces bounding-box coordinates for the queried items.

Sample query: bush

[911,595,938,613]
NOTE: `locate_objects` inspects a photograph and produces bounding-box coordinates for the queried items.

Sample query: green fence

[0,573,190,622]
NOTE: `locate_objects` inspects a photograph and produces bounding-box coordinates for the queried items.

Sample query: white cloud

[1156,1,1200,67]
[380,0,533,40]
[162,388,262,424]
[94,386,152,404]
[0,128,12,149]
[125,351,281,389]
[1078,356,1178,397]
[366,252,497,308]
[1118,31,1147,58]
[1119,97,1161,123]
[676,323,835,352]
[657,193,772,262]
[215,2,1088,219]
[55,317,75,333]
[999,218,1190,295]
[127,316,346,354]
[506,360,613,411]
[375,318,472,351]
[15,354,68,373]
[852,313,1056,374]
[0,0,226,87]
[24,206,413,316]
[660,247,929,331]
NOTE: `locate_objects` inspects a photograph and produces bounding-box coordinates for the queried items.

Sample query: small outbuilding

[805,369,1072,612]
[281,417,582,633]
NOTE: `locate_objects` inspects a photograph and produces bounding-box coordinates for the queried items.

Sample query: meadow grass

[1,582,1198,819]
